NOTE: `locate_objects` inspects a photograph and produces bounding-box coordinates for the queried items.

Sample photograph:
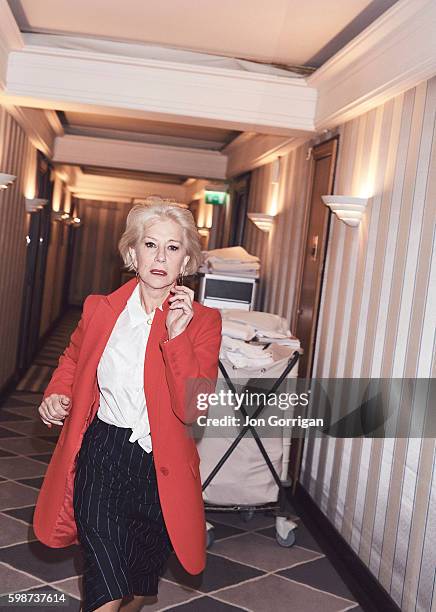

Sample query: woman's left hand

[166,285,194,339]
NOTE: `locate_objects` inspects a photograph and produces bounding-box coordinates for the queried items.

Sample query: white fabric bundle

[221,309,292,340]
[220,336,273,368]
[221,319,256,341]
[202,247,260,278]
[203,246,260,263]
[211,261,260,273]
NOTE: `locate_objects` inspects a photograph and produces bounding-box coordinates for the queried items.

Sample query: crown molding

[44,109,64,136]
[3,105,58,156]
[53,134,228,180]
[69,168,188,202]
[5,42,316,135]
[309,0,436,129]
[0,0,23,91]
[225,133,307,177]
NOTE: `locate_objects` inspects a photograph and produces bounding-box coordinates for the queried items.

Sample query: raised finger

[169,291,192,305]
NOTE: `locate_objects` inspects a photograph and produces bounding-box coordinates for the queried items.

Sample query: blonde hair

[119,198,202,275]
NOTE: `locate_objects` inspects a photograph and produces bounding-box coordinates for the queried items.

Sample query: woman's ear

[128,246,138,270]
[183,254,190,272]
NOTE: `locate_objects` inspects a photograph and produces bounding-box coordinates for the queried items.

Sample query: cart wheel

[276,529,296,548]
[241,508,255,522]
[206,526,215,549]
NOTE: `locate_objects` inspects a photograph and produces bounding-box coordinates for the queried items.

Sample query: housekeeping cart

[196,342,302,548]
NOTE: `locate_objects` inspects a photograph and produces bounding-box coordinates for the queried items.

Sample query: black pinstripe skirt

[73,416,173,612]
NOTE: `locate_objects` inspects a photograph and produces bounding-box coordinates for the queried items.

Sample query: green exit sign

[205,190,227,205]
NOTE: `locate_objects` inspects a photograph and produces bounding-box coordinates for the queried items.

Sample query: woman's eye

[145,242,156,248]
[168,245,179,251]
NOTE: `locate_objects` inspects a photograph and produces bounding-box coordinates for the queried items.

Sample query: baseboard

[291,482,401,612]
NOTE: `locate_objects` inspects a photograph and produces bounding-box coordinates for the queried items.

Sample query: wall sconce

[321,195,368,227]
[0,173,16,190]
[197,227,210,238]
[53,211,71,223]
[25,198,49,213]
[70,216,81,227]
[247,212,276,233]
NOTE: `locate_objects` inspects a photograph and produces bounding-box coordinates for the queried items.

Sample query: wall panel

[69,198,131,304]
[0,107,36,390]
[243,77,436,611]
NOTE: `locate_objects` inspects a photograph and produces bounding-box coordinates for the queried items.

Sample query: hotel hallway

[0,309,364,612]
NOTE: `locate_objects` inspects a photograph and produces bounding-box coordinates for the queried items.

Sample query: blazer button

[160,467,169,476]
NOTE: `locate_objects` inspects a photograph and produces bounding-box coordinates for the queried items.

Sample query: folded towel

[221,310,291,337]
[222,320,256,341]
[210,261,261,272]
[203,246,260,263]
[225,353,274,368]
[221,336,271,357]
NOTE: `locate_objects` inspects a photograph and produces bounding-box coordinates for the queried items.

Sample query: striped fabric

[73,417,173,612]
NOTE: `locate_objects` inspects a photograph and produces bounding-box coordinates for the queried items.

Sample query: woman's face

[129,218,190,289]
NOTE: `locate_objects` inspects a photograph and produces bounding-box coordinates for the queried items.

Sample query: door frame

[290,136,339,493]
[293,136,339,378]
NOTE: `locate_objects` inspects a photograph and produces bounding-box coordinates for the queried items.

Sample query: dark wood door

[289,138,338,492]
[224,174,251,247]
[295,138,338,378]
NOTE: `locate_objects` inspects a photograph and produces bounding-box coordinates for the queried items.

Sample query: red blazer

[33,278,222,575]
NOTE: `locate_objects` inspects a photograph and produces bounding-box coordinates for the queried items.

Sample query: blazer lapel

[81,277,171,438]
[79,279,137,389]
[143,295,171,438]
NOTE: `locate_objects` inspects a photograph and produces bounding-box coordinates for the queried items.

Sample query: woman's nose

[155,249,166,262]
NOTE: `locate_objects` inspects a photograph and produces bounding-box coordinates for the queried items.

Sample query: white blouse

[96,284,163,452]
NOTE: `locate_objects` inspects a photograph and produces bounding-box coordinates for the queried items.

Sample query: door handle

[310,235,319,261]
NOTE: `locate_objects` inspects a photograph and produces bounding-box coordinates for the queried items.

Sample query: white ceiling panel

[7,0,398,67]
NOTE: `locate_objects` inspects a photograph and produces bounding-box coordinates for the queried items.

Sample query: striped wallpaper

[39,216,70,338]
[243,77,436,611]
[0,107,36,391]
[69,198,132,304]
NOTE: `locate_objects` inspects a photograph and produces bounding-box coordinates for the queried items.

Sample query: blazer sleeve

[42,295,100,401]
[160,308,222,425]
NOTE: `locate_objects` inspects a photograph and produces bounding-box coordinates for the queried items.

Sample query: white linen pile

[220,309,299,348]
[200,246,260,278]
[222,319,256,341]
[220,336,273,368]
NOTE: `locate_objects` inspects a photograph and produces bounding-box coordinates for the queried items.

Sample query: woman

[34,202,222,612]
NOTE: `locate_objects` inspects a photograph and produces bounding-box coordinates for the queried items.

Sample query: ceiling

[81,166,189,185]
[61,111,240,151]
[7,0,399,184]
[8,0,398,68]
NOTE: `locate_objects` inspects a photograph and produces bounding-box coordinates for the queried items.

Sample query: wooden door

[295,138,338,378]
[289,139,338,492]
[222,174,251,247]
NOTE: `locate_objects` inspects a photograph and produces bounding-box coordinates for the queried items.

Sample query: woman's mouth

[150,269,167,276]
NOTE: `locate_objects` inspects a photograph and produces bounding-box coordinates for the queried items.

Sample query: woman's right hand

[38,394,71,428]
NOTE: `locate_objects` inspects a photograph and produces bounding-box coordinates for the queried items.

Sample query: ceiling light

[53,211,71,222]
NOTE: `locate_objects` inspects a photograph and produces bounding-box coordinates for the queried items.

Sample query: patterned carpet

[0,309,365,611]
[16,309,81,392]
